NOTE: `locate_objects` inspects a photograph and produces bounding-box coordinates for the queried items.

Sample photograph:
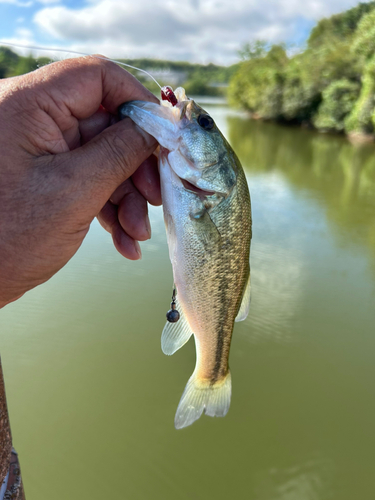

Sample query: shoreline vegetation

[2,2,375,141]
[229,2,375,142]
[0,48,236,97]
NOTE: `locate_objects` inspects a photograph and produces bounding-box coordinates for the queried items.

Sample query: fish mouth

[180,178,216,199]
[161,146,217,199]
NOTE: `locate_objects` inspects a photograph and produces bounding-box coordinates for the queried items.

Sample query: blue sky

[0,0,371,64]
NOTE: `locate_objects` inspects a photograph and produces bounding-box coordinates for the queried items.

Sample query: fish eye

[197,114,214,130]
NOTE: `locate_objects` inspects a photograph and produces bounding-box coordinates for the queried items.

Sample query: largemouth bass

[119,88,252,429]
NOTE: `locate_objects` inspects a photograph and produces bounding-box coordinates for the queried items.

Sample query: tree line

[0,48,234,96]
[228,2,375,137]
[0,48,51,79]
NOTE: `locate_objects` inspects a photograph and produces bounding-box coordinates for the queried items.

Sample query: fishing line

[0,41,162,89]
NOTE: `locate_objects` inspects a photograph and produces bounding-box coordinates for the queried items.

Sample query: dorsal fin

[161,295,193,355]
[235,272,251,322]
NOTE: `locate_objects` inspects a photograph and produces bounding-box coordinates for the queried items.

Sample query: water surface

[1,103,375,500]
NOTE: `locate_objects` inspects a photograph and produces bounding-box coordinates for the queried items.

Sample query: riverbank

[242,110,375,145]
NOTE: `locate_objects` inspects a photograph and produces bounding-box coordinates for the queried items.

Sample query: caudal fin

[174,371,232,429]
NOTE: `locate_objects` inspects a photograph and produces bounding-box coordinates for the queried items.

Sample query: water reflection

[229,118,375,269]
[254,456,334,500]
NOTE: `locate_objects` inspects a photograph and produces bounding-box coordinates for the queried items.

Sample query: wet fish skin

[119,91,251,428]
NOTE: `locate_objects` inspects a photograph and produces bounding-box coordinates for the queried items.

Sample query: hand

[0,56,161,308]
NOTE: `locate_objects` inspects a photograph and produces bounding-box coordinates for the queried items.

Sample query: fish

[119,88,252,429]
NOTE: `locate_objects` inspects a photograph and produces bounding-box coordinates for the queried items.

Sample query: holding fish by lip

[119,87,252,429]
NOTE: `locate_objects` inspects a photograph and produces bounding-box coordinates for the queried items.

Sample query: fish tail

[174,370,232,429]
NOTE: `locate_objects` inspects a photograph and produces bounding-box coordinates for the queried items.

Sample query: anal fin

[162,295,193,355]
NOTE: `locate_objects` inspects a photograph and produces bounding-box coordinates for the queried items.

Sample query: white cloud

[30,0,374,64]
[15,27,34,38]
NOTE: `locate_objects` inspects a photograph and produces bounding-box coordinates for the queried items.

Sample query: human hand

[0,56,161,308]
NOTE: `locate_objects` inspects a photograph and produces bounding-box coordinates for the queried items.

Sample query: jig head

[166,288,180,323]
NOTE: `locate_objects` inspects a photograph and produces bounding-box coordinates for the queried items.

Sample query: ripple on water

[254,455,335,500]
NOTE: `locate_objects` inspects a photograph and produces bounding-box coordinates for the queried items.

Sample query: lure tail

[174,370,232,429]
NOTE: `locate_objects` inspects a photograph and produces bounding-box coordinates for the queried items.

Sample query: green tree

[345,57,375,134]
[238,41,267,61]
[0,47,19,78]
[183,72,220,96]
[308,1,375,47]
[351,9,375,60]
[314,79,360,131]
[282,39,360,123]
[229,44,287,120]
[0,48,51,78]
[229,1,375,133]
[13,55,39,76]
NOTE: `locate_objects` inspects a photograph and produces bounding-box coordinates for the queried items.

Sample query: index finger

[27,55,159,120]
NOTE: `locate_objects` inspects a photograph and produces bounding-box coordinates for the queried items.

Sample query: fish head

[177,100,223,167]
[119,90,237,199]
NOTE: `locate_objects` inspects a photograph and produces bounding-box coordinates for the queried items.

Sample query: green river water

[1,101,375,500]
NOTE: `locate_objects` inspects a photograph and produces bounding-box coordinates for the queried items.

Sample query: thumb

[67,116,158,209]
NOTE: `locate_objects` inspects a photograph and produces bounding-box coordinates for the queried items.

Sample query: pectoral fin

[162,295,193,355]
[235,271,251,322]
[189,207,222,248]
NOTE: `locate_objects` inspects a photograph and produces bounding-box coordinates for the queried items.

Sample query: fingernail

[145,215,151,239]
[135,240,142,259]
